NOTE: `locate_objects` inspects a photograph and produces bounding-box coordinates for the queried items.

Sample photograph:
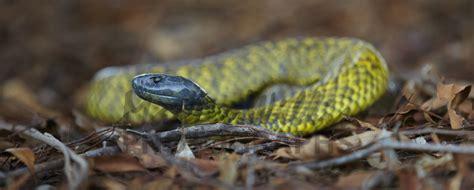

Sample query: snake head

[132,74,209,112]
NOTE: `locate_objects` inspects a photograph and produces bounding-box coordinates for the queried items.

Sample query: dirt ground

[0,1,473,189]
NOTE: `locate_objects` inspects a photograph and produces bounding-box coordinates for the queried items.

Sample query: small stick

[294,136,474,170]
[235,142,283,154]
[128,123,304,144]
[0,121,88,190]
[2,146,120,182]
[399,127,474,137]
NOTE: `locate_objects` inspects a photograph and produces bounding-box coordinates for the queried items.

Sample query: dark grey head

[132,74,209,112]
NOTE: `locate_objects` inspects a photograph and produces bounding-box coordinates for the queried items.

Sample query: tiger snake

[85,37,389,136]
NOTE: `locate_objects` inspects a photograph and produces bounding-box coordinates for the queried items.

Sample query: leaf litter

[1,66,474,189]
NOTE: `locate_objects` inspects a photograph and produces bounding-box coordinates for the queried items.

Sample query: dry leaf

[117,132,167,168]
[218,153,240,185]
[273,135,342,161]
[452,154,474,190]
[335,171,375,189]
[422,83,472,129]
[446,84,471,129]
[90,177,127,190]
[448,109,464,129]
[142,178,174,190]
[1,79,59,118]
[335,131,383,150]
[273,131,384,161]
[175,135,195,159]
[6,147,35,174]
[91,154,146,173]
[190,158,220,174]
[398,169,423,190]
[116,131,167,168]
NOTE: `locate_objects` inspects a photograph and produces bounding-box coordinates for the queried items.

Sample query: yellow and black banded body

[85,37,389,135]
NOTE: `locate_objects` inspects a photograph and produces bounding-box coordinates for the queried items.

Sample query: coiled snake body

[85,37,389,135]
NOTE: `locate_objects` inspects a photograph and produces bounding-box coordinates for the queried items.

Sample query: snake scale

[85,37,389,135]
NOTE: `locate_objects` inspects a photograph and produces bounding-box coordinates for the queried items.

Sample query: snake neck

[174,96,263,126]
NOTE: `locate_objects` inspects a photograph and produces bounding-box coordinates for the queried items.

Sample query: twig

[295,134,474,170]
[399,127,474,137]
[0,121,89,190]
[235,142,283,154]
[128,123,304,144]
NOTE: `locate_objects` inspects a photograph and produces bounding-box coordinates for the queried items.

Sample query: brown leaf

[448,108,465,129]
[273,131,385,161]
[142,178,174,190]
[335,131,383,150]
[6,147,35,174]
[452,154,474,190]
[116,130,167,168]
[190,158,220,174]
[448,84,471,109]
[1,79,59,118]
[90,177,127,190]
[355,119,379,131]
[335,171,375,189]
[398,169,423,190]
[447,84,471,129]
[423,83,472,129]
[91,154,146,173]
[273,135,342,161]
[218,153,240,185]
[175,135,195,159]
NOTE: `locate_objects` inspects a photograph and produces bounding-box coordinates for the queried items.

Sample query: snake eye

[150,76,162,84]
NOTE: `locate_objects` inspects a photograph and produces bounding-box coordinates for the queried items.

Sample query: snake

[84,37,389,135]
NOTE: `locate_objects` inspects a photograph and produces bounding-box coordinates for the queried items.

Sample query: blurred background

[0,0,472,122]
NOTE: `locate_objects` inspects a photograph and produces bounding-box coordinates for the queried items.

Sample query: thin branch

[399,127,474,137]
[235,142,283,154]
[2,146,120,181]
[0,121,89,190]
[295,135,474,170]
[128,123,304,144]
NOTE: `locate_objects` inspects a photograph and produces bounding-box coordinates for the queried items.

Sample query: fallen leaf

[335,131,383,151]
[175,135,195,159]
[422,83,472,129]
[6,147,35,174]
[273,135,342,161]
[142,178,174,190]
[1,79,59,118]
[91,154,146,173]
[116,131,167,168]
[190,158,220,174]
[218,153,240,185]
[335,171,375,189]
[90,177,127,190]
[446,84,471,129]
[398,169,423,190]
[355,120,380,131]
[273,131,385,161]
[448,108,465,129]
[452,154,474,190]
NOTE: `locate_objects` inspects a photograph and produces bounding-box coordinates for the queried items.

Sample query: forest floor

[0,1,473,189]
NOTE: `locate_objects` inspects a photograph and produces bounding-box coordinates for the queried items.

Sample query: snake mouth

[131,78,178,103]
[154,94,180,102]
